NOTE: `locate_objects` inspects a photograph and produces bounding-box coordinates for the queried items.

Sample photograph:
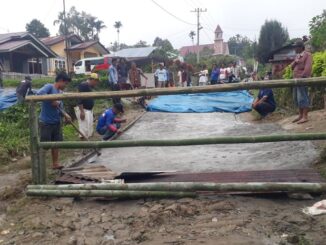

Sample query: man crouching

[96,103,126,141]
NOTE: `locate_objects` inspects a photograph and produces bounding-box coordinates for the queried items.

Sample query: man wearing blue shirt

[108,58,121,104]
[210,63,220,85]
[96,103,126,140]
[37,72,71,169]
[252,84,276,118]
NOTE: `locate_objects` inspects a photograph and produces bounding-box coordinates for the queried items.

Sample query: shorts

[40,122,63,142]
[293,86,310,108]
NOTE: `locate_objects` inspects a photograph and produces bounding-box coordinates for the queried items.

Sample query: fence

[25,77,326,184]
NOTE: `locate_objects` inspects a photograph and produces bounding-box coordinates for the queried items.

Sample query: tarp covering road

[147,90,254,113]
[0,89,17,111]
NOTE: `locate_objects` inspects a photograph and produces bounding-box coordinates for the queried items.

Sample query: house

[179,25,229,57]
[269,44,297,79]
[41,34,109,75]
[0,32,57,75]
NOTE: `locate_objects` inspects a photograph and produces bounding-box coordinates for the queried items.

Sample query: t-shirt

[177,71,182,84]
[16,79,32,98]
[199,69,208,83]
[210,68,220,81]
[258,88,276,108]
[154,68,167,82]
[96,108,117,131]
[77,82,94,110]
[219,68,227,80]
[37,84,63,124]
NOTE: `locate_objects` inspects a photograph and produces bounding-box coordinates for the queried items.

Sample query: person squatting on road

[37,72,72,170]
[16,76,33,103]
[291,40,313,124]
[252,72,276,118]
[96,103,127,141]
[74,73,99,140]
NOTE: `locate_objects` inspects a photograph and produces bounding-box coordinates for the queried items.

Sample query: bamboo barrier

[26,189,197,198]
[38,132,326,149]
[25,77,326,101]
[27,182,326,194]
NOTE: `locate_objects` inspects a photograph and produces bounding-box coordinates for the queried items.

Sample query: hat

[89,73,99,80]
[294,40,305,48]
[25,76,32,81]
[114,103,124,113]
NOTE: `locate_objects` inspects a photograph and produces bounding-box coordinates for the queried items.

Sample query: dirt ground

[0,107,326,245]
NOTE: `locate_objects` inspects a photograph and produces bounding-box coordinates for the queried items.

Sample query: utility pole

[191,8,207,64]
[63,0,70,74]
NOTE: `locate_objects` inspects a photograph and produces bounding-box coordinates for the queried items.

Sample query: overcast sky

[1,0,325,49]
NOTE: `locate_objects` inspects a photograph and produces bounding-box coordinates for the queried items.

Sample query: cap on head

[89,73,99,80]
[55,72,71,83]
[114,103,124,113]
[294,40,305,48]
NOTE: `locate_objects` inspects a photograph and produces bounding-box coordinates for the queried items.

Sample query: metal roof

[114,47,157,58]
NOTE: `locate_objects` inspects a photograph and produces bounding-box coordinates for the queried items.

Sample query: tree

[26,19,50,38]
[133,40,149,48]
[310,10,326,51]
[54,6,106,41]
[257,20,289,63]
[114,21,122,46]
[228,34,256,59]
[153,37,174,52]
[189,31,196,45]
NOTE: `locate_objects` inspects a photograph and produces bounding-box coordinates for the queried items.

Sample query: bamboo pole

[38,132,326,149]
[26,189,197,198]
[25,77,326,101]
[29,102,46,184]
[27,182,326,193]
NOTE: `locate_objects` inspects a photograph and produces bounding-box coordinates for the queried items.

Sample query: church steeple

[215,25,223,41]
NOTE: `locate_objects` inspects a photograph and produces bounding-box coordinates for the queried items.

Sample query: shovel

[59,107,101,163]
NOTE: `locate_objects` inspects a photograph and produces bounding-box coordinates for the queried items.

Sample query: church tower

[214,25,224,55]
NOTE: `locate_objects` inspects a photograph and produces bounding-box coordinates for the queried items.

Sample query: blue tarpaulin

[147,90,254,113]
[0,89,17,110]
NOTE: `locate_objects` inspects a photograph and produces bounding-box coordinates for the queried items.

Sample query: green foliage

[282,65,293,79]
[228,34,256,59]
[25,19,50,38]
[3,78,54,88]
[312,51,326,77]
[54,6,106,41]
[309,10,326,51]
[257,20,289,63]
[0,105,30,163]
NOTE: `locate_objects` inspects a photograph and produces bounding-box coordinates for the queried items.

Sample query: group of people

[19,39,311,170]
[252,40,312,123]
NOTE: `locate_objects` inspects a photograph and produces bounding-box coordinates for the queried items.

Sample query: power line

[151,0,196,26]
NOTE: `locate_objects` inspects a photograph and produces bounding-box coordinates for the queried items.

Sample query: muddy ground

[0,108,326,245]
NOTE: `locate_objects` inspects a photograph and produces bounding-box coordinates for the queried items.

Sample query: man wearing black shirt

[74,73,99,139]
[16,76,33,103]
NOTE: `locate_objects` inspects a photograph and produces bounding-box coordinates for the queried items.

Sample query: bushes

[3,78,54,88]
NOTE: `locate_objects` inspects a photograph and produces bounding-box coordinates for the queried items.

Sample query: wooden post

[29,102,46,184]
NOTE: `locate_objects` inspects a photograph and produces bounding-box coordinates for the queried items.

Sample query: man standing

[37,72,71,170]
[291,40,312,124]
[210,63,220,85]
[74,73,99,140]
[154,63,167,88]
[128,62,148,89]
[108,58,120,104]
[16,76,33,103]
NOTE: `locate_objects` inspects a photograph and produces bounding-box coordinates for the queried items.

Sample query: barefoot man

[291,40,312,124]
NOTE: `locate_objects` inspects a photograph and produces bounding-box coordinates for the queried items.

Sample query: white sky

[0,0,325,49]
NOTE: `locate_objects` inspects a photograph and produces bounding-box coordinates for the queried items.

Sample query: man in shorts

[37,72,71,169]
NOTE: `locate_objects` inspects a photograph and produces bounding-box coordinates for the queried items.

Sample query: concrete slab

[95,113,319,173]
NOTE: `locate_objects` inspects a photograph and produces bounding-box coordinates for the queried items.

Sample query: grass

[3,78,54,88]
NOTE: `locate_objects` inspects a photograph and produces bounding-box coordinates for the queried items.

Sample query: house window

[54,59,66,70]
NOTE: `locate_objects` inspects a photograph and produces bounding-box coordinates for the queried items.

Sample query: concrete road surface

[95,112,318,173]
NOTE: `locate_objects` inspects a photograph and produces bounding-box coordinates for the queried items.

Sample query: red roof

[179,44,214,57]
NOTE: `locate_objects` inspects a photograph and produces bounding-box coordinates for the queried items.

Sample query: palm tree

[114,21,122,48]
[189,31,196,45]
